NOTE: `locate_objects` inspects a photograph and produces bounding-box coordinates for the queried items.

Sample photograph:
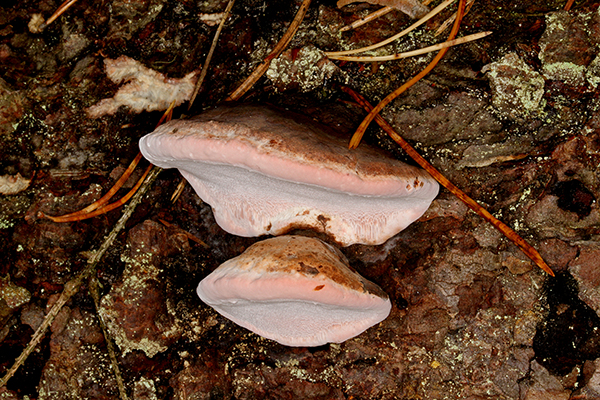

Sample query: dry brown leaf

[87,56,198,118]
[0,173,31,195]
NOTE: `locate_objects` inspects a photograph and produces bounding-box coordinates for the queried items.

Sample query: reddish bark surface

[1,0,599,398]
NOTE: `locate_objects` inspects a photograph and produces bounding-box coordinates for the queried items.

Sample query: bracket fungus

[197,235,392,347]
[139,103,439,246]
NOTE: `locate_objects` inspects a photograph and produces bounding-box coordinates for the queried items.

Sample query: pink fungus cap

[139,103,439,245]
[197,235,392,347]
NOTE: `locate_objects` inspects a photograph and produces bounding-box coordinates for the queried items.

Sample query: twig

[341,86,554,276]
[564,0,576,10]
[158,219,209,248]
[170,179,187,203]
[188,0,237,109]
[349,0,467,149]
[43,0,79,27]
[43,153,143,222]
[327,31,490,61]
[339,6,394,32]
[89,276,129,400]
[326,0,455,57]
[226,0,312,101]
[42,163,152,223]
[155,100,177,128]
[43,102,174,223]
[0,166,162,388]
[434,0,475,36]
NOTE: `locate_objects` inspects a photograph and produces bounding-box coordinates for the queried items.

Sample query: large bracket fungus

[140,103,439,346]
[197,235,392,347]
[139,103,439,246]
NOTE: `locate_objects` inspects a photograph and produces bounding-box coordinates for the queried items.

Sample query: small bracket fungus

[197,235,391,347]
[139,104,439,246]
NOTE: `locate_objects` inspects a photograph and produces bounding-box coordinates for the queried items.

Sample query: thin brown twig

[89,276,129,400]
[339,6,394,32]
[434,0,475,36]
[43,163,152,223]
[171,179,187,203]
[43,0,79,27]
[564,0,576,10]
[43,153,143,222]
[158,219,209,248]
[349,0,467,149]
[341,86,554,276]
[43,102,175,223]
[188,0,237,109]
[226,0,312,101]
[0,166,162,388]
[155,100,177,128]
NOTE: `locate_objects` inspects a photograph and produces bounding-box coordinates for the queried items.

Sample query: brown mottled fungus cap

[197,235,392,347]
[139,103,439,246]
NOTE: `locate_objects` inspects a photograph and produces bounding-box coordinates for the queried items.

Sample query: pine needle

[339,6,394,32]
[188,0,236,110]
[341,86,555,276]
[44,0,79,27]
[326,0,455,57]
[226,0,312,101]
[349,0,466,149]
[328,31,490,62]
[0,166,162,388]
